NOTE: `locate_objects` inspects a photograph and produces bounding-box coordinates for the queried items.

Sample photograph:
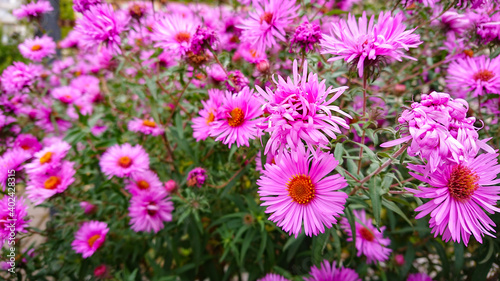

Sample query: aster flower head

[1,62,41,94]
[128,117,165,136]
[407,152,500,246]
[209,87,262,148]
[26,161,76,205]
[51,86,83,104]
[129,192,174,233]
[73,0,102,13]
[257,273,290,281]
[13,0,53,21]
[71,221,109,258]
[0,149,31,190]
[187,167,207,188]
[13,134,42,155]
[257,147,348,237]
[19,35,56,62]
[256,60,351,159]
[446,55,500,98]
[225,70,249,92]
[190,25,218,55]
[407,273,433,281]
[125,170,165,196]
[0,196,30,245]
[24,140,71,175]
[75,3,129,55]
[340,209,392,263]
[321,11,422,77]
[153,14,198,56]
[127,1,151,20]
[290,21,322,53]
[238,0,299,52]
[99,143,149,179]
[305,260,361,281]
[192,89,224,141]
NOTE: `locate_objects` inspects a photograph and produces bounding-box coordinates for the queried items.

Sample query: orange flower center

[137,180,150,190]
[87,234,101,247]
[147,203,159,216]
[227,108,244,127]
[21,145,31,150]
[463,49,474,57]
[359,227,375,242]
[175,32,191,43]
[250,49,258,58]
[118,156,132,168]
[260,12,273,24]
[206,111,215,125]
[44,176,61,190]
[31,44,42,51]
[40,152,53,164]
[287,174,315,205]
[142,119,156,128]
[473,69,494,82]
[448,165,479,201]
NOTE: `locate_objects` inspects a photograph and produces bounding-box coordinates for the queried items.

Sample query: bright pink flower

[340,209,392,263]
[18,35,56,62]
[25,140,71,175]
[51,86,82,104]
[73,0,101,13]
[321,12,422,77]
[1,62,41,94]
[305,260,361,281]
[257,273,290,281]
[164,179,178,193]
[13,134,42,155]
[153,14,198,56]
[125,170,164,196]
[80,201,97,214]
[407,272,434,281]
[13,0,53,21]
[128,192,173,233]
[26,161,76,205]
[237,42,267,64]
[238,0,299,52]
[99,143,150,179]
[187,167,207,188]
[407,152,500,246]
[446,55,500,97]
[257,147,348,237]
[127,117,165,136]
[0,149,31,190]
[209,87,262,148]
[290,21,322,53]
[0,196,30,245]
[192,89,224,141]
[71,221,109,258]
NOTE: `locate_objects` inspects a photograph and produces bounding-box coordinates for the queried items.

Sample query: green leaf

[334,143,344,165]
[311,231,330,264]
[453,242,464,276]
[381,197,413,226]
[369,178,382,228]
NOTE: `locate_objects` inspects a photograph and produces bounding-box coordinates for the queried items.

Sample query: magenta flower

[321,12,422,77]
[190,25,218,54]
[446,55,500,97]
[192,89,224,141]
[80,201,97,214]
[407,152,500,246]
[290,21,322,53]
[51,86,82,104]
[99,143,150,179]
[1,62,41,94]
[128,192,174,233]
[0,196,30,245]
[71,221,109,258]
[305,260,361,281]
[225,70,249,93]
[256,60,351,159]
[238,0,299,52]
[26,161,76,205]
[187,167,207,188]
[257,148,348,237]
[18,35,56,62]
[153,14,198,56]
[125,170,164,196]
[75,3,129,54]
[340,209,392,263]
[0,149,31,190]
[73,0,102,13]
[24,140,71,175]
[209,87,262,148]
[13,134,42,155]
[257,273,290,281]
[407,273,434,281]
[13,0,53,21]
[127,118,165,136]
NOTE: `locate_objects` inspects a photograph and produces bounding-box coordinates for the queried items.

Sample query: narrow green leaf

[381,198,412,226]
[369,178,381,228]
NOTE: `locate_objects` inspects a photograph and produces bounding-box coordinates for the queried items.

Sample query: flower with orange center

[99,143,150,179]
[206,111,215,125]
[446,55,500,97]
[142,119,156,128]
[175,31,191,43]
[287,174,315,205]
[473,69,494,82]
[447,165,479,201]
[31,44,42,51]
[39,152,52,164]
[87,234,101,247]
[192,89,224,142]
[260,12,273,24]
[137,180,150,190]
[118,156,132,168]
[359,227,375,242]
[44,176,61,190]
[71,221,109,258]
[227,108,245,127]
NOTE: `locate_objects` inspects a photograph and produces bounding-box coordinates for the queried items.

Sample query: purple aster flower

[51,86,82,104]
[225,70,249,92]
[26,161,76,205]
[256,60,351,160]
[407,272,434,281]
[305,260,361,281]
[73,0,102,13]
[128,117,165,136]
[257,147,348,237]
[18,35,56,62]
[340,209,392,263]
[13,133,42,155]
[153,14,199,56]
[190,25,218,55]
[13,0,53,21]
[238,0,300,52]
[187,167,207,188]
[1,62,41,94]
[407,152,500,246]
[257,273,290,281]
[321,11,422,77]
[0,196,30,246]
[192,89,224,141]
[439,11,471,35]
[0,149,31,190]
[99,143,150,179]
[71,221,109,258]
[128,192,173,233]
[125,170,165,196]
[446,55,500,97]
[75,3,129,55]
[290,21,322,53]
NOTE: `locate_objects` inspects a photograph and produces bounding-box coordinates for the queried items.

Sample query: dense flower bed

[1,0,500,280]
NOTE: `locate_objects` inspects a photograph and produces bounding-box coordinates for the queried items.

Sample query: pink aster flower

[407,273,433,281]
[238,0,299,52]
[71,221,109,258]
[0,149,31,190]
[24,140,71,175]
[290,21,322,53]
[99,143,150,179]
[340,209,392,264]
[125,170,164,196]
[75,3,129,54]
[446,55,500,97]
[13,134,42,155]
[1,62,41,94]
[73,0,102,13]
[256,60,351,159]
[0,196,30,245]
[305,260,361,281]
[257,148,348,237]
[128,192,174,233]
[51,86,82,104]
[321,12,422,77]
[18,35,56,62]
[192,89,224,141]
[25,161,76,205]
[187,167,207,188]
[127,117,165,136]
[209,87,262,148]
[13,0,53,21]
[80,201,97,214]
[153,14,198,55]
[407,152,500,246]
[257,273,290,281]
[226,70,249,92]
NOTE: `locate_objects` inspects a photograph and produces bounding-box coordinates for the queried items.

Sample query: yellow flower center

[206,111,215,125]
[287,174,315,205]
[175,32,191,43]
[227,108,244,127]
[137,180,150,190]
[40,152,53,164]
[87,234,101,247]
[448,165,479,201]
[44,176,61,190]
[31,44,42,51]
[142,119,156,128]
[118,156,132,168]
